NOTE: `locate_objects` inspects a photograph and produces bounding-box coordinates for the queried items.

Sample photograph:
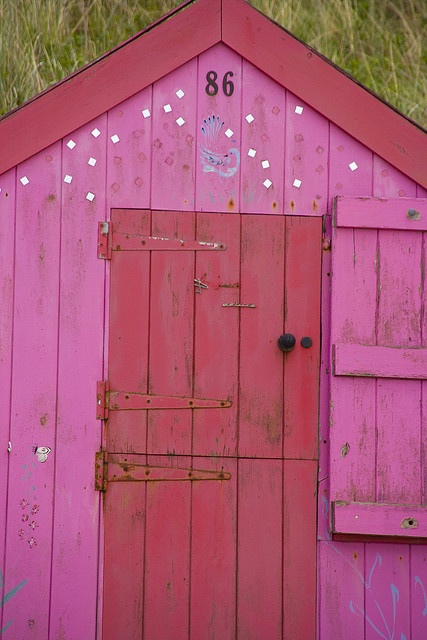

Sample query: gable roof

[1,0,426,187]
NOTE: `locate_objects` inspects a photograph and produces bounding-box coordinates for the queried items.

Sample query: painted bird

[200,115,240,178]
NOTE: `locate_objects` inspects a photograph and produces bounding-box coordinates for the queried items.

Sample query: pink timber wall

[0,43,426,639]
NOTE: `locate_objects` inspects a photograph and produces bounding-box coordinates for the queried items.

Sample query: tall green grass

[0,0,426,127]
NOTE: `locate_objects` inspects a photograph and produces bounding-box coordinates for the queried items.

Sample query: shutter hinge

[98,221,111,259]
[96,380,110,420]
[95,451,108,491]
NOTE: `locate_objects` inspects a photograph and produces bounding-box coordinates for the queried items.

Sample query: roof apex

[0,0,425,186]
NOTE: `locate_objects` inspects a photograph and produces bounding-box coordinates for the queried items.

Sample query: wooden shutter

[330,196,427,538]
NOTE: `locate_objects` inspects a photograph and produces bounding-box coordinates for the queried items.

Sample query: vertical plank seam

[188,212,198,639]
[234,213,243,639]
[0,166,18,635]
[47,141,64,640]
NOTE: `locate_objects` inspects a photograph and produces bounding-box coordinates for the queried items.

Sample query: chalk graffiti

[321,497,415,639]
[415,576,427,616]
[0,569,27,633]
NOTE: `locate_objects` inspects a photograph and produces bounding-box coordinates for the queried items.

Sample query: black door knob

[278,334,296,352]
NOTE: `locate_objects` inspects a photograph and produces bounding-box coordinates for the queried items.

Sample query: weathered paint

[0,1,426,638]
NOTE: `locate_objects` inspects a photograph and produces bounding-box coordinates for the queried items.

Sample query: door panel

[102,209,321,639]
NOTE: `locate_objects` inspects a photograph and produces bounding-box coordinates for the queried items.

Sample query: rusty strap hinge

[96,383,231,417]
[95,452,231,491]
[98,221,226,258]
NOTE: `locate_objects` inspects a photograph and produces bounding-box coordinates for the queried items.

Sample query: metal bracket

[95,451,108,491]
[222,302,256,308]
[98,222,112,259]
[96,381,110,420]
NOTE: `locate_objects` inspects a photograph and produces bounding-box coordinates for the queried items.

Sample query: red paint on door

[101,209,321,639]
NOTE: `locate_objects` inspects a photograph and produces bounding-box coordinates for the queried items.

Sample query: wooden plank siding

[0,31,425,640]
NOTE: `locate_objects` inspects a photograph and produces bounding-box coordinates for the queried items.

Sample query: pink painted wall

[0,43,426,638]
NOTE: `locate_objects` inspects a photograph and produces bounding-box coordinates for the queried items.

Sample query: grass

[0,0,426,127]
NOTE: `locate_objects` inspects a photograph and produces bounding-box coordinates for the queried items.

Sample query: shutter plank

[333,343,427,379]
[334,196,427,230]
[333,502,427,538]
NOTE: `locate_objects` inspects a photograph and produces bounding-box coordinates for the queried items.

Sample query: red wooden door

[100,209,321,639]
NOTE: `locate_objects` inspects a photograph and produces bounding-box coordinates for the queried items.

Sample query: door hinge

[98,221,112,259]
[95,451,108,491]
[96,381,110,420]
[97,383,231,415]
[97,453,231,490]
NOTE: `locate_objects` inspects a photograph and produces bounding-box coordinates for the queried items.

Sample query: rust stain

[290,200,295,212]
[272,201,277,210]
[227,197,235,211]
[40,414,48,426]
[312,200,318,211]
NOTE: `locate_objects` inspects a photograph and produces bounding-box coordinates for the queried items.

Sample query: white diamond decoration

[142,108,151,118]
[163,104,172,113]
[176,117,185,127]
[245,113,255,123]
[263,179,272,189]
[88,157,97,166]
[86,192,95,201]
[295,106,304,115]
[20,176,29,186]
[225,128,233,138]
[248,148,257,158]
[91,128,101,138]
[111,134,120,144]
[261,160,270,169]
[349,161,358,171]
[63,174,73,183]
[176,89,185,99]
[293,179,302,188]
[67,139,76,149]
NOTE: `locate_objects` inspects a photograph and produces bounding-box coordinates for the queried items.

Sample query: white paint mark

[88,157,97,166]
[111,134,120,144]
[20,176,30,186]
[225,128,234,138]
[142,108,151,118]
[293,178,302,188]
[66,139,76,149]
[176,117,185,127]
[163,103,172,113]
[176,89,185,99]
[349,161,358,171]
[295,105,304,115]
[263,179,272,189]
[91,128,101,138]
[245,113,254,123]
[86,191,95,201]
[63,174,73,183]
[261,160,270,169]
[248,148,257,158]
